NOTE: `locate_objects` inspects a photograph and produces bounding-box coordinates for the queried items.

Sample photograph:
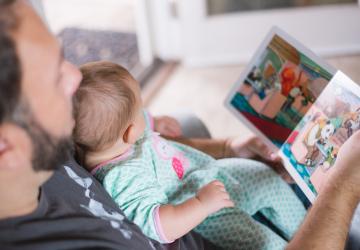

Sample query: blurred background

[31,0,360,139]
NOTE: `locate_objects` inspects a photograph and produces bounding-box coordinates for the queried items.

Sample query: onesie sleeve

[102,161,172,243]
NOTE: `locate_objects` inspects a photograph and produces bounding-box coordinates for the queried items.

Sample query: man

[0,1,223,249]
[0,1,359,249]
[287,131,360,249]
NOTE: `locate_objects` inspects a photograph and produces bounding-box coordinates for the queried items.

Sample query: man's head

[0,0,81,187]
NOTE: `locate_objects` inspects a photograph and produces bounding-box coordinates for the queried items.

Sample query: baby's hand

[196,180,234,215]
[153,115,182,138]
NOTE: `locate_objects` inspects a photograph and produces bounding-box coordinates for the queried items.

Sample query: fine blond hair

[73,61,136,164]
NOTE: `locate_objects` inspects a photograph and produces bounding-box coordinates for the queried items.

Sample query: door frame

[176,0,360,67]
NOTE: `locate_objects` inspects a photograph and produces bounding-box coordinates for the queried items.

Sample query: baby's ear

[123,124,137,145]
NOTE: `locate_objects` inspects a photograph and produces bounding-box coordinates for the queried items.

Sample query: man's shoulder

[0,158,216,250]
[44,158,120,210]
[0,157,159,250]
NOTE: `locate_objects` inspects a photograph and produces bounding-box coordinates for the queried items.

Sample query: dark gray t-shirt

[0,160,217,250]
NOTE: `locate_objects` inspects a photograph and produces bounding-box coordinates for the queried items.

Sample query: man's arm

[164,137,227,159]
[165,135,276,160]
[287,183,358,249]
[166,136,294,181]
[288,131,360,249]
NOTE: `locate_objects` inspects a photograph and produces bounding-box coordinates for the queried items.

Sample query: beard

[12,101,73,172]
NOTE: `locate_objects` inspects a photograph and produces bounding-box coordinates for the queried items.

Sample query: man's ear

[0,129,14,170]
[0,124,31,171]
[0,137,9,156]
[122,124,137,145]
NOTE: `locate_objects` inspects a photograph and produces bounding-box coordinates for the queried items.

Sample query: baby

[73,61,306,250]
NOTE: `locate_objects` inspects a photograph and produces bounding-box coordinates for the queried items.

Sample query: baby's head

[73,61,145,169]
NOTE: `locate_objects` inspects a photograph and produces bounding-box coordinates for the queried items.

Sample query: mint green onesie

[93,111,306,250]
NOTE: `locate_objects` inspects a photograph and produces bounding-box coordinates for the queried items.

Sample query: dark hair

[0,0,21,124]
[0,1,73,172]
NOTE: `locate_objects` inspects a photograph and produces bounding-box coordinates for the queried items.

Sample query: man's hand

[224,135,293,182]
[325,130,360,201]
[196,180,234,215]
[287,131,360,250]
[224,135,275,160]
[153,116,182,138]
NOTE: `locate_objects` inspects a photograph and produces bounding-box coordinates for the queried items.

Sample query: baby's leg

[216,158,306,240]
[195,209,287,250]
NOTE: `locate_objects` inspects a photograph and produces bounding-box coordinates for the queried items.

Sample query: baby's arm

[159,180,234,242]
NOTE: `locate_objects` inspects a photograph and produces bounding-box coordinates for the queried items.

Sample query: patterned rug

[57,28,140,74]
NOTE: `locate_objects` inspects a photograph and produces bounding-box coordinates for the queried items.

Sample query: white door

[176,0,360,67]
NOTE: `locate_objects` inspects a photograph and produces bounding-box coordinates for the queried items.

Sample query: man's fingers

[281,172,295,183]
[168,120,182,136]
[167,124,182,137]
[154,116,182,137]
[166,117,179,127]
[163,126,177,137]
[160,119,182,137]
[270,153,282,162]
[161,125,179,137]
[250,138,276,161]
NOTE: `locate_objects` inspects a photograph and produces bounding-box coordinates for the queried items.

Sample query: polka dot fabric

[94,111,306,248]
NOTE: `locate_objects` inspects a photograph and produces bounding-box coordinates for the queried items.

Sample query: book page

[225,27,334,150]
[279,71,360,202]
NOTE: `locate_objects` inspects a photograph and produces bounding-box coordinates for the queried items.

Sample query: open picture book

[225,27,360,203]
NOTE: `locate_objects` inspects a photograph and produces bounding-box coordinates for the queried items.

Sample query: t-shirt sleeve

[102,162,171,243]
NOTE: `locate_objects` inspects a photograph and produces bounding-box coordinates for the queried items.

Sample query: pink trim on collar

[149,113,155,130]
[144,109,155,130]
[90,147,134,175]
